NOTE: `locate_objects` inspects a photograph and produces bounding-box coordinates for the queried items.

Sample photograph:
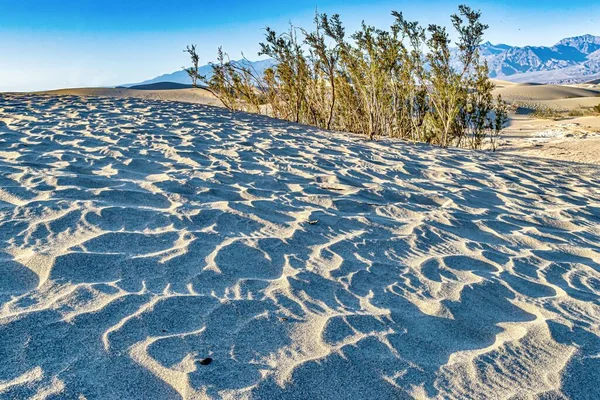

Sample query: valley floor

[0,94,599,399]
[492,80,600,164]
[500,114,600,164]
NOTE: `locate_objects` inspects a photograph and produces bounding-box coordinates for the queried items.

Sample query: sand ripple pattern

[1,94,599,399]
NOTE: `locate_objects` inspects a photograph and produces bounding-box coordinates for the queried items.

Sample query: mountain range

[125,34,600,87]
[123,59,277,88]
[482,34,600,83]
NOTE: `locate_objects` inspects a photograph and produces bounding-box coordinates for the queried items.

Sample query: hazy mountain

[479,41,512,57]
[556,34,600,54]
[123,59,277,87]
[482,34,600,83]
[125,35,600,87]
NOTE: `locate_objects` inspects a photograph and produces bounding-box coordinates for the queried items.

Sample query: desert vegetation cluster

[512,101,600,120]
[184,5,507,150]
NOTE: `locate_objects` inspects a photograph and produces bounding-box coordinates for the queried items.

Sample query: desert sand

[500,115,600,164]
[489,81,600,164]
[492,82,600,101]
[0,92,599,399]
[26,81,600,165]
[33,86,222,107]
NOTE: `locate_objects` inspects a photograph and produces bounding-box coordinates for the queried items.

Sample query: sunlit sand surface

[0,94,599,399]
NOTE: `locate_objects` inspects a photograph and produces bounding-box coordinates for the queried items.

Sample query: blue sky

[1,0,598,91]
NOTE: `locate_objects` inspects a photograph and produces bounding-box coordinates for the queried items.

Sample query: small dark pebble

[199,358,213,366]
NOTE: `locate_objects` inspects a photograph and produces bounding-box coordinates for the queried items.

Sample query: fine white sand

[492,81,600,113]
[501,115,600,164]
[30,82,600,165]
[32,87,222,107]
[492,82,600,101]
[488,80,600,164]
[1,94,599,399]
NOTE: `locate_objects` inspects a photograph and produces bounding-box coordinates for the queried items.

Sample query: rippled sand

[0,94,599,399]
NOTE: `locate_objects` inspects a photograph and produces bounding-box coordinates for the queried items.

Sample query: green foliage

[182,44,204,88]
[259,24,312,123]
[183,4,508,150]
[567,109,585,117]
[182,46,265,113]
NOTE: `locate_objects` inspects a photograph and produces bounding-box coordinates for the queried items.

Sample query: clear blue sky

[1,0,598,91]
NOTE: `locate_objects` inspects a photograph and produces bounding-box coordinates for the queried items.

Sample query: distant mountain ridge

[126,35,600,87]
[123,59,277,87]
[480,34,600,83]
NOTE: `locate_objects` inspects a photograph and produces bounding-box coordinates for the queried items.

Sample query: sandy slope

[31,87,222,107]
[493,82,600,101]
[531,97,600,111]
[30,83,600,165]
[493,82,600,114]
[1,94,600,399]
[488,80,600,163]
[499,115,600,164]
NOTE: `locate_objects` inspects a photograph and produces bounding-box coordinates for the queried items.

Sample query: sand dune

[31,82,600,165]
[0,94,599,399]
[489,80,600,163]
[36,81,600,106]
[126,82,195,90]
[489,79,519,89]
[31,87,222,107]
[493,82,600,101]
[531,96,600,111]
[501,115,600,164]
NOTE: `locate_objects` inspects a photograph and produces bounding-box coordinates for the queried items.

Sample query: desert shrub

[183,4,507,150]
[258,25,314,124]
[568,109,585,117]
[185,46,266,113]
[521,103,600,119]
[513,101,563,119]
[531,105,562,120]
[183,44,203,88]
